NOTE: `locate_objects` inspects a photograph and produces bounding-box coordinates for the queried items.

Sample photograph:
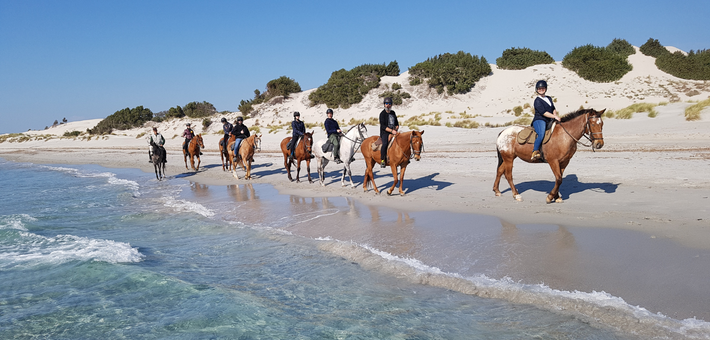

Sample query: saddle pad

[322,140,334,153]
[517,125,553,145]
[371,135,395,152]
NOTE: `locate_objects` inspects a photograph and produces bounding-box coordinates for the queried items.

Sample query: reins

[558,113,602,152]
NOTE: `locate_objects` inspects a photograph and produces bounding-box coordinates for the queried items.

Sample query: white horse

[313,123,368,188]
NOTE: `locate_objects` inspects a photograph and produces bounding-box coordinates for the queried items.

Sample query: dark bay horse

[361,130,424,196]
[493,108,605,203]
[228,134,261,180]
[219,136,233,171]
[150,141,166,180]
[183,134,204,171]
[279,131,314,183]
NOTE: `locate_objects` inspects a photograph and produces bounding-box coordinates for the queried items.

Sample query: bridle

[409,132,423,159]
[340,123,367,156]
[559,112,604,152]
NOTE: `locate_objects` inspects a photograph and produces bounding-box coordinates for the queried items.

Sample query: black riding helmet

[535,80,548,90]
[293,111,300,117]
[237,116,243,122]
[326,108,333,115]
[383,97,393,105]
[221,117,227,123]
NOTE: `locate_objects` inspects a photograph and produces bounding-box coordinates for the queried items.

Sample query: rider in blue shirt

[531,80,560,161]
[289,112,306,162]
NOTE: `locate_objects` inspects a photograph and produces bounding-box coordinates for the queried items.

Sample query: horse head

[254,134,262,152]
[304,131,314,155]
[357,123,368,141]
[411,130,425,161]
[587,109,605,150]
[196,134,205,149]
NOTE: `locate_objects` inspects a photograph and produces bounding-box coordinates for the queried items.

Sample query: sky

[1,0,708,134]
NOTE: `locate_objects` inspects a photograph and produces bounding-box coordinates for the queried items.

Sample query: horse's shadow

[501,174,619,199]
[378,172,452,194]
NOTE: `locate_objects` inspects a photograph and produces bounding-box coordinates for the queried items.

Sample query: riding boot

[148,151,153,163]
[531,150,542,161]
[335,157,343,164]
[380,159,386,168]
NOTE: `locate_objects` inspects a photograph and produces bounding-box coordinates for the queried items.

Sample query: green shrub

[239,76,302,115]
[496,47,554,70]
[379,91,411,105]
[656,49,710,80]
[685,98,710,121]
[391,83,402,91]
[409,51,491,95]
[562,44,632,82]
[513,106,523,116]
[451,119,480,129]
[202,118,212,129]
[166,106,185,118]
[183,101,217,118]
[409,77,422,86]
[610,103,658,119]
[640,38,669,57]
[63,130,81,137]
[308,61,400,108]
[606,38,636,58]
[88,106,153,135]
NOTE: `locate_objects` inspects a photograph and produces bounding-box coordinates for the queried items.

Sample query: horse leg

[387,164,399,196]
[195,155,201,171]
[306,159,312,183]
[397,165,408,196]
[295,160,302,183]
[493,148,505,196]
[183,152,189,170]
[546,159,564,204]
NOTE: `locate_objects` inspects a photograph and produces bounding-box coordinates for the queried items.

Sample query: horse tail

[496,129,505,168]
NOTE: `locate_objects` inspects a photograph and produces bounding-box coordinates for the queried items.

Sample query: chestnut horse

[219,137,233,171]
[228,134,262,180]
[361,130,424,196]
[279,131,314,183]
[183,134,204,171]
[493,108,605,203]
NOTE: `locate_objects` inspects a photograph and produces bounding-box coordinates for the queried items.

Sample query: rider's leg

[380,133,389,167]
[531,119,546,160]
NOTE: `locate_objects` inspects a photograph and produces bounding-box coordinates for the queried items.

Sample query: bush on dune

[408,51,491,95]
[496,47,554,70]
[88,106,153,135]
[562,44,632,82]
[240,76,302,115]
[308,61,400,109]
[641,38,710,80]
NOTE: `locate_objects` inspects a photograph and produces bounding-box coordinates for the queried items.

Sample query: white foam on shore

[0,214,36,231]
[41,165,141,196]
[162,196,215,217]
[317,239,710,339]
[0,230,144,269]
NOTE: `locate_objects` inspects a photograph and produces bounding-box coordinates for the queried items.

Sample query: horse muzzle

[593,140,604,149]
[414,154,421,161]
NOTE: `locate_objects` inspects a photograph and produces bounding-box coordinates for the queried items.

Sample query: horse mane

[560,109,594,123]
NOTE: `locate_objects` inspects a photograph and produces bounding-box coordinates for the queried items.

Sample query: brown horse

[493,108,605,203]
[183,134,205,171]
[361,130,424,196]
[219,136,233,171]
[279,131,314,183]
[228,134,262,180]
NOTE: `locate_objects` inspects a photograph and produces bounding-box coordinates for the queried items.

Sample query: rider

[182,123,202,156]
[379,97,399,168]
[324,108,343,164]
[289,111,306,163]
[147,127,166,163]
[220,117,233,151]
[531,80,561,161]
[229,116,250,162]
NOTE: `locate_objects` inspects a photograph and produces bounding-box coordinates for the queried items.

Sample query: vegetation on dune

[88,106,153,135]
[379,90,411,105]
[685,98,710,121]
[496,47,554,70]
[183,101,217,118]
[604,103,659,119]
[641,38,710,80]
[606,38,636,58]
[408,51,491,95]
[562,43,633,82]
[240,76,302,115]
[308,61,400,109]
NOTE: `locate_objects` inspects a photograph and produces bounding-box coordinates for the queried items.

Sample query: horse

[313,123,368,188]
[219,136,233,171]
[183,134,204,171]
[493,108,606,203]
[228,134,262,180]
[279,131,315,183]
[150,141,166,180]
[361,130,425,196]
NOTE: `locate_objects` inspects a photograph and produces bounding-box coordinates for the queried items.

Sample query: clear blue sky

[1,0,708,134]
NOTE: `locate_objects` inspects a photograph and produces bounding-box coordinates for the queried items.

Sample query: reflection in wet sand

[227,183,258,202]
[190,182,211,198]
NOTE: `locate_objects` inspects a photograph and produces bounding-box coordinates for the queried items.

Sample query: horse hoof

[494,192,502,197]
[514,194,522,201]
[555,198,563,203]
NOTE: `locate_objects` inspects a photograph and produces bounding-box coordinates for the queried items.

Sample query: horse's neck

[393,132,411,154]
[559,115,587,141]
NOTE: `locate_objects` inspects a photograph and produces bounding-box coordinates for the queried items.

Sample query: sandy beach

[2,48,710,328]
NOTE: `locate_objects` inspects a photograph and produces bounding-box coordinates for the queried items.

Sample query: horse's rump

[516,124,555,145]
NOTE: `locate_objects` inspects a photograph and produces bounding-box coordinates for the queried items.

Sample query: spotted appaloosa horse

[493,108,605,203]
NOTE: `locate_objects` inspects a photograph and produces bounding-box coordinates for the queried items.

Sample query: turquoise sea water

[0,159,708,339]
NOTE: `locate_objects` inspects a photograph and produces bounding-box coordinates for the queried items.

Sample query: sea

[1,158,709,339]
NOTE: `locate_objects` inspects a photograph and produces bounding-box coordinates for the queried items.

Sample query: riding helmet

[383,97,393,105]
[326,108,333,115]
[237,116,243,122]
[221,118,227,123]
[293,111,300,117]
[535,80,548,89]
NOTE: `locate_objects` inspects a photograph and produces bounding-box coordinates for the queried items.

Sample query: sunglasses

[384,102,392,105]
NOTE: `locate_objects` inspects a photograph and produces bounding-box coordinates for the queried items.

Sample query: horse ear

[420,130,424,135]
[599,109,606,115]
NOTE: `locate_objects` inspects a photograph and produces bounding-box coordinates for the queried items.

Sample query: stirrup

[531,150,542,161]
[380,160,386,168]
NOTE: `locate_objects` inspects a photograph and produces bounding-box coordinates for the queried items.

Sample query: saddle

[322,140,334,153]
[370,134,395,152]
[517,122,556,145]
